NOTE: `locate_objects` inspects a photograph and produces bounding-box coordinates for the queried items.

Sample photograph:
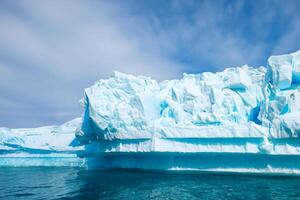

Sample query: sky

[0,0,300,128]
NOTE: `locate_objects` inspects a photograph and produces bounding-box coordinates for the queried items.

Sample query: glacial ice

[1,51,300,174]
[0,118,85,166]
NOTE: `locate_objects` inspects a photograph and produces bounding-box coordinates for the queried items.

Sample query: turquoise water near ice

[1,167,300,200]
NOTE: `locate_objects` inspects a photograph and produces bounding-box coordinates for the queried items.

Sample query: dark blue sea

[1,167,300,200]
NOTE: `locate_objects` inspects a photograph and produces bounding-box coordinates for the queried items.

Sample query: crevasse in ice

[1,51,300,173]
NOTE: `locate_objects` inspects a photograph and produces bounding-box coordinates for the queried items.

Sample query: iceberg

[0,118,85,166]
[1,51,300,174]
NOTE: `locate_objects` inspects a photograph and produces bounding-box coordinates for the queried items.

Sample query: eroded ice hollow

[1,51,300,174]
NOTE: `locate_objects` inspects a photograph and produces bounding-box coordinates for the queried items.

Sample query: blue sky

[0,0,300,128]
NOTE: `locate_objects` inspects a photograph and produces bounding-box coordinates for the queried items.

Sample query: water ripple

[0,167,300,200]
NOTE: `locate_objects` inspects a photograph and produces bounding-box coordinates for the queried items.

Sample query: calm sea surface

[0,167,300,200]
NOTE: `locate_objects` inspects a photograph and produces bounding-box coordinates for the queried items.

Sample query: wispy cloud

[0,0,299,127]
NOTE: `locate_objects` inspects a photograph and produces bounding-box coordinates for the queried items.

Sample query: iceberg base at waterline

[2,153,300,175]
[1,51,300,175]
[86,153,300,174]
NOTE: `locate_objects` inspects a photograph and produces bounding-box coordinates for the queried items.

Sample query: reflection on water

[0,167,300,200]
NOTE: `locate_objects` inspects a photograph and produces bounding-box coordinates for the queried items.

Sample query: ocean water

[0,167,300,200]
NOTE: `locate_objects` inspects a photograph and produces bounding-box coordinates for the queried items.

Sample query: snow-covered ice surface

[0,118,85,166]
[1,51,300,174]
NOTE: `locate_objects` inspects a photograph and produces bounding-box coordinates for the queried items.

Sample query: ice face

[267,51,300,89]
[1,51,300,173]
[79,66,269,141]
[258,51,300,139]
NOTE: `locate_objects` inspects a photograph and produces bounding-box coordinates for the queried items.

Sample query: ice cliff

[1,51,300,174]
